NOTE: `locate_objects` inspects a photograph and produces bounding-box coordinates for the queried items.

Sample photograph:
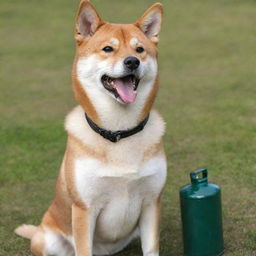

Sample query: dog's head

[72,0,163,122]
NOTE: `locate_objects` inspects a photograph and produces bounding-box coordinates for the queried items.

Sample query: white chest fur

[74,155,167,241]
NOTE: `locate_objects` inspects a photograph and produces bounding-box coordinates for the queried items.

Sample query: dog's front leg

[139,198,161,256]
[72,204,96,256]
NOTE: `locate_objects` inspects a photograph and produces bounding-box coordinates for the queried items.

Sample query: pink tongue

[115,78,137,103]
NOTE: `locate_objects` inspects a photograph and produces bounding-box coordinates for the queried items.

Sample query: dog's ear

[75,0,104,43]
[135,3,163,44]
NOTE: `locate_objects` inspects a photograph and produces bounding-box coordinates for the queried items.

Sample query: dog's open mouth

[101,74,140,103]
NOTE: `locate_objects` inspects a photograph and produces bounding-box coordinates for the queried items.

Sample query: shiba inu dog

[15,1,167,255]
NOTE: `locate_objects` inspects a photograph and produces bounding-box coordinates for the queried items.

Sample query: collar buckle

[113,131,122,142]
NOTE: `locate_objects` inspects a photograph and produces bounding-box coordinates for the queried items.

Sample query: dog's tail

[14,224,38,240]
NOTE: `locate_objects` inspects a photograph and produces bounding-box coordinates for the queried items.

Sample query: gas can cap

[190,168,208,185]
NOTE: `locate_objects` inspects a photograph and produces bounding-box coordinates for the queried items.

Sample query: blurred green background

[0,0,255,255]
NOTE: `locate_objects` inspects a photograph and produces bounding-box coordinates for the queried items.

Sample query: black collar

[85,113,150,143]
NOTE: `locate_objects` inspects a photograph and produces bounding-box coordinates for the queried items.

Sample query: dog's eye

[136,47,144,53]
[102,46,114,53]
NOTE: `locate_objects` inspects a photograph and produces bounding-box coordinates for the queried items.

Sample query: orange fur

[72,204,91,255]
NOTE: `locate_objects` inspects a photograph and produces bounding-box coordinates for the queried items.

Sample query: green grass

[1,0,256,255]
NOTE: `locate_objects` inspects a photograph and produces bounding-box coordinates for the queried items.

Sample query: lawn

[0,0,256,255]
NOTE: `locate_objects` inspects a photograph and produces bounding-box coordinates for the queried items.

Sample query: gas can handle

[190,168,208,184]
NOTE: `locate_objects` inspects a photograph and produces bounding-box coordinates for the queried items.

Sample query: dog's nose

[124,56,140,71]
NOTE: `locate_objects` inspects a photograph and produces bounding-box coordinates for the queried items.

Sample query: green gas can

[179,168,224,256]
